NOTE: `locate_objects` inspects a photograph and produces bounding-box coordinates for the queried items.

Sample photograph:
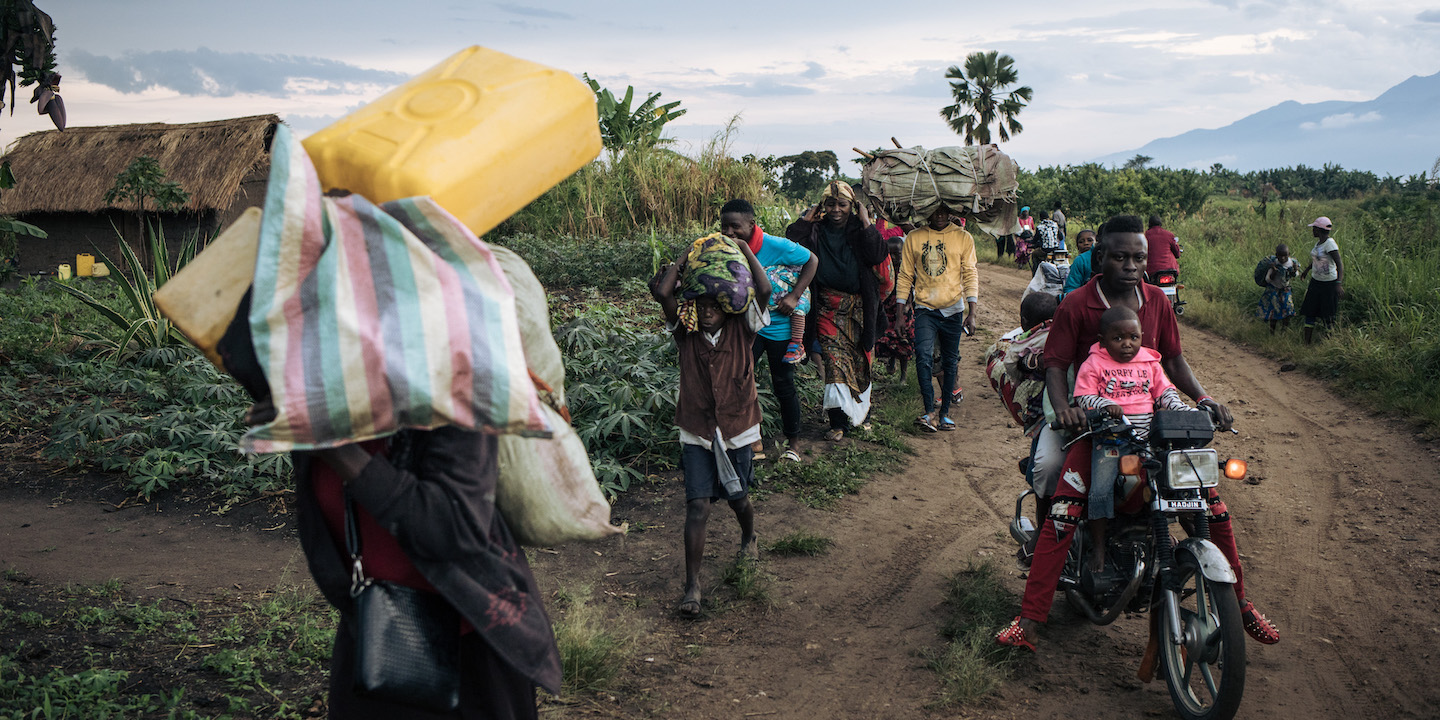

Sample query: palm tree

[939,51,1033,145]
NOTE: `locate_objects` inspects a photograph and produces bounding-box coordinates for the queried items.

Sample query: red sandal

[1239,601,1280,645]
[995,616,1036,651]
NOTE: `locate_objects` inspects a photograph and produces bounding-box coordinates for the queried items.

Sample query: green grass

[551,585,639,696]
[0,578,335,719]
[925,561,1020,707]
[758,441,904,509]
[1173,195,1440,432]
[718,556,772,604]
[766,530,835,557]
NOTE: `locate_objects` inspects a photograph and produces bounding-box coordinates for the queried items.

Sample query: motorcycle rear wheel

[1158,553,1246,720]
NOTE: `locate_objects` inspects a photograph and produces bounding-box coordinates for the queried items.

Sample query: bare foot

[739,534,759,561]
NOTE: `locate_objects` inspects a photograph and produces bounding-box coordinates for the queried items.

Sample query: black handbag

[346,494,462,712]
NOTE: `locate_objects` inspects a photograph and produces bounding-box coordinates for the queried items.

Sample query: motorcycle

[1010,408,1250,720]
[1151,269,1186,315]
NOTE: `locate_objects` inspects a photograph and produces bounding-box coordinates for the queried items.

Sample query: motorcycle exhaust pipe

[1064,556,1147,626]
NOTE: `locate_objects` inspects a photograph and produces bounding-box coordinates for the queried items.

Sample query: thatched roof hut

[0,114,279,215]
[0,115,280,276]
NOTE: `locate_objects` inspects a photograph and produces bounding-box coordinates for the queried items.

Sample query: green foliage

[50,224,197,361]
[24,347,291,501]
[551,585,637,695]
[766,530,834,557]
[719,556,772,603]
[499,118,772,238]
[582,73,686,158]
[552,286,678,497]
[1123,154,1153,170]
[0,580,333,719]
[758,442,904,509]
[103,156,190,214]
[495,233,690,289]
[1019,164,1209,226]
[755,150,841,201]
[0,654,185,720]
[0,278,116,364]
[940,51,1032,145]
[1173,194,1440,431]
[925,561,1018,707]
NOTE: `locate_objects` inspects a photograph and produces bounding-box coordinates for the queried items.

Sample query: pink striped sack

[242,124,550,453]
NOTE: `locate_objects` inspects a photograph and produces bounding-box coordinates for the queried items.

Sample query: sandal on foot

[1239,601,1280,644]
[779,449,802,463]
[938,416,956,431]
[996,616,1036,651]
[823,428,844,442]
[677,599,702,618]
[915,415,938,433]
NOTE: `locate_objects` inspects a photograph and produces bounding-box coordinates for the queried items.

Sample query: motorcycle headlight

[1166,449,1220,489]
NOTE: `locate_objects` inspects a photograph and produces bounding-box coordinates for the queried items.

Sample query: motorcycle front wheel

[1158,552,1246,720]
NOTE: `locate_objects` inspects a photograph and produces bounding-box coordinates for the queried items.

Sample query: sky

[4,0,1440,172]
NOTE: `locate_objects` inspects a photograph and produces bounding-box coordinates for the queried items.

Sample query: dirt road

[526,262,1440,719]
[2,262,1436,718]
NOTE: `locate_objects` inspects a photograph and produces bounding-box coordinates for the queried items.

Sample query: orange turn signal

[1120,454,1143,476]
[1223,459,1247,480]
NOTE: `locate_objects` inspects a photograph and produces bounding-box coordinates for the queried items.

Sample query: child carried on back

[649,233,772,618]
[1072,305,1197,575]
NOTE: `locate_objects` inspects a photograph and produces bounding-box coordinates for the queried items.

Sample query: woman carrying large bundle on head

[785,181,892,440]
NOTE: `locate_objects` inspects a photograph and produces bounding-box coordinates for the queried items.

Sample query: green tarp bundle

[859,144,1021,236]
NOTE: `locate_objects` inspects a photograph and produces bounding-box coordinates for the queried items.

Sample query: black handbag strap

[345,493,368,597]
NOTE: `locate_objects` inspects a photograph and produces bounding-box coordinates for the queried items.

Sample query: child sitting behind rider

[1072,305,1199,574]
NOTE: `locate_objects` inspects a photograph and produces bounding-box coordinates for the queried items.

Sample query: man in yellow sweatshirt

[896,205,979,432]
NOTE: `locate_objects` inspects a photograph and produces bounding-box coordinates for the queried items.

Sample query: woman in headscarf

[786,181,891,440]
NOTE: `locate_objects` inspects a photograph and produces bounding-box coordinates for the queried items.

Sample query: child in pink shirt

[1072,305,1193,572]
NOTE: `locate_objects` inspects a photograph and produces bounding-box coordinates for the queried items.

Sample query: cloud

[801,61,826,79]
[1299,111,1382,130]
[67,47,406,98]
[1419,10,1440,23]
[493,3,572,20]
[712,78,816,97]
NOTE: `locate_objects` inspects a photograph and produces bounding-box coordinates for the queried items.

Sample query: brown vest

[673,315,761,440]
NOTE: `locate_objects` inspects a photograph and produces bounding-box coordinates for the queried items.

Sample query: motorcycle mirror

[1120,454,1143,476]
[1223,458,1247,480]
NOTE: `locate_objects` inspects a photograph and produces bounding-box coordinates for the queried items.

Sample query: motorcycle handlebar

[1049,406,1236,433]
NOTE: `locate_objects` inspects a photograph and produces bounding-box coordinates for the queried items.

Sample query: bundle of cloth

[859,144,1021,236]
[675,232,756,330]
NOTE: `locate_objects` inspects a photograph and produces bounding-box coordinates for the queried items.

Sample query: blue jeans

[913,307,963,416]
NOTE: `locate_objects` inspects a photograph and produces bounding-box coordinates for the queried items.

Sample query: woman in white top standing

[1297,216,1344,344]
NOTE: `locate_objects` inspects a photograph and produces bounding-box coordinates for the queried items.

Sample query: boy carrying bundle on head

[650,233,772,618]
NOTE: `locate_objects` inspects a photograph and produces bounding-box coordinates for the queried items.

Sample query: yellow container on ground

[301,46,601,238]
[75,253,94,277]
[57,264,71,280]
[91,262,110,277]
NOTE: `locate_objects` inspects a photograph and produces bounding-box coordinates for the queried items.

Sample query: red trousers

[1019,439,1248,623]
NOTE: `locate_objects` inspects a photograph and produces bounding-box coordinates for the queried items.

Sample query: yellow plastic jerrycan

[302,46,601,238]
[91,262,110,277]
[57,264,71,280]
[75,253,94,277]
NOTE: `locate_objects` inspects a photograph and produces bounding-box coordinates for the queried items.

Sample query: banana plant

[582,73,686,159]
[52,222,198,361]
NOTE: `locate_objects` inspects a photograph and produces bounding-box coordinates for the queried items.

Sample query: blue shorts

[680,443,754,502]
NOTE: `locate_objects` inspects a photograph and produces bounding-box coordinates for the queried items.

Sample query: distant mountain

[1095,71,1440,177]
